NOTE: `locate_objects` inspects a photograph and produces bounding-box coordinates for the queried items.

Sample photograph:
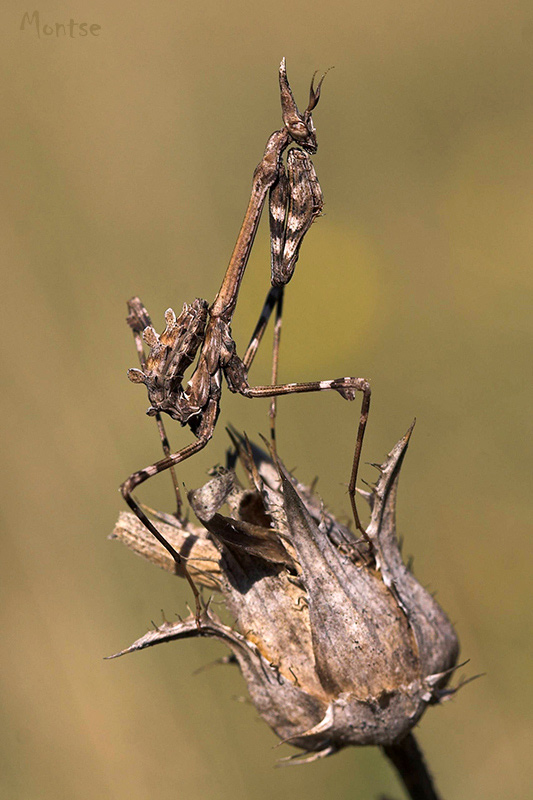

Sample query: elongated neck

[210,128,290,322]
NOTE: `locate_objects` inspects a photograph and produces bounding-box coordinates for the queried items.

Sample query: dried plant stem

[382,733,441,800]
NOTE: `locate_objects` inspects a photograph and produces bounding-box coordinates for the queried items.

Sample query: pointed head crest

[279,58,330,153]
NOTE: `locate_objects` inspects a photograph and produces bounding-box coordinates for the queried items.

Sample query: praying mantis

[121,59,371,615]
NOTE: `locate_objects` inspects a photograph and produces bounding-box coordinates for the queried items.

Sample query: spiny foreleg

[270,148,323,287]
[126,297,183,516]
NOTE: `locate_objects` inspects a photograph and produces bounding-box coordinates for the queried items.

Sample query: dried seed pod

[109,425,459,764]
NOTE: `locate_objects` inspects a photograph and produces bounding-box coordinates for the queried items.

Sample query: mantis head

[279,57,329,154]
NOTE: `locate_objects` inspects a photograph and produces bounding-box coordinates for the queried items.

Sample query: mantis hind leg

[120,403,218,623]
[239,376,371,541]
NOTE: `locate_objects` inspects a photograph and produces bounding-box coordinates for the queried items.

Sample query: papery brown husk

[109,424,459,763]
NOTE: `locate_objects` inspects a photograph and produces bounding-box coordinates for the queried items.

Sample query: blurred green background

[1,1,532,798]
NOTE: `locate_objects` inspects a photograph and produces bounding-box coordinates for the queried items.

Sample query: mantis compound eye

[287,119,308,139]
[288,121,318,154]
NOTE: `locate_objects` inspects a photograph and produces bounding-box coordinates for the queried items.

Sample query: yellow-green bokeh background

[2,2,531,798]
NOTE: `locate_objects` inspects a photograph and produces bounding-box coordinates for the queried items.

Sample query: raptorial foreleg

[270,148,323,287]
[126,297,183,517]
